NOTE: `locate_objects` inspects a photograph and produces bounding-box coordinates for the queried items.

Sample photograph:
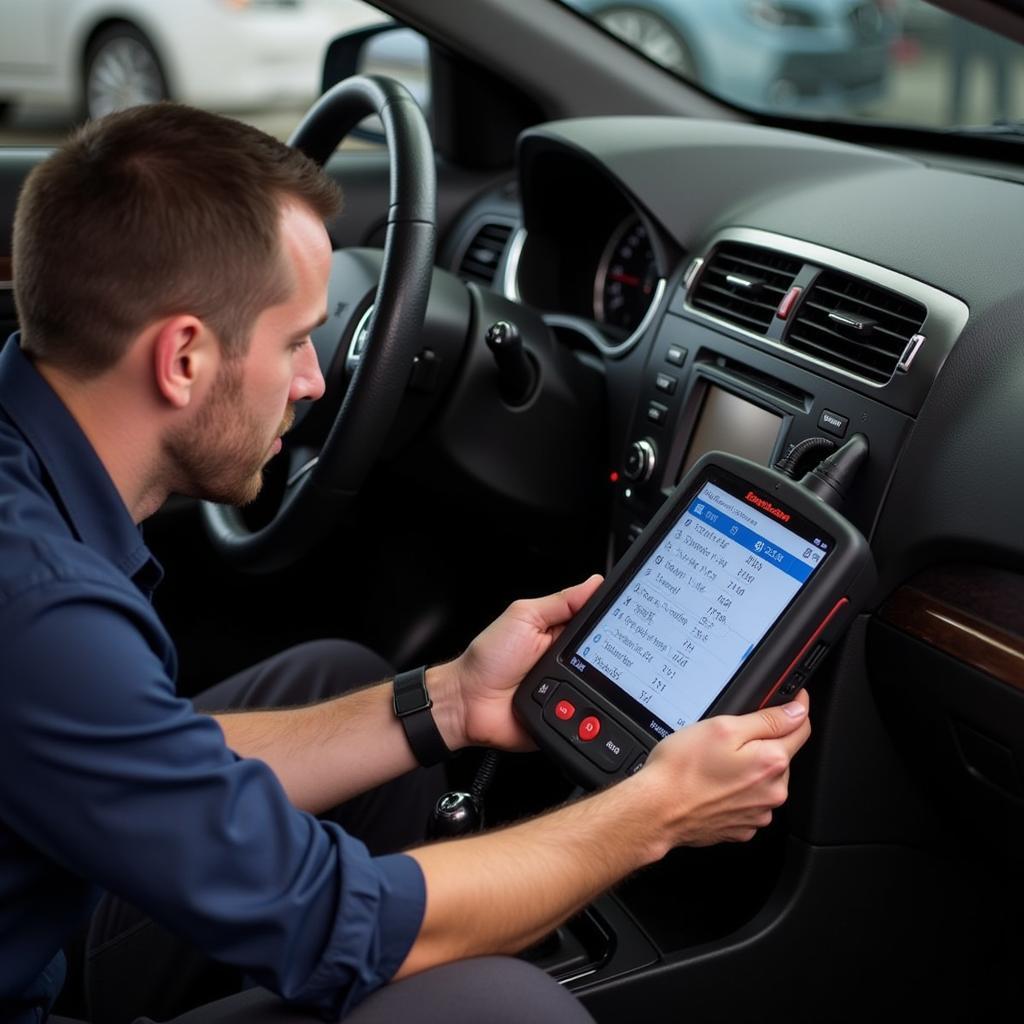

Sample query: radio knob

[623,439,656,483]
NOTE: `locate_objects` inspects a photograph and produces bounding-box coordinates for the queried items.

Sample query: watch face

[394,670,432,716]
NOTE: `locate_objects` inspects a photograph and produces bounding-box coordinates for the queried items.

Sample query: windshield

[561,1,1024,131]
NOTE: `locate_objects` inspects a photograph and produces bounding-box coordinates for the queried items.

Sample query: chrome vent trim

[456,220,515,287]
[683,227,969,391]
[690,241,800,335]
[789,269,927,385]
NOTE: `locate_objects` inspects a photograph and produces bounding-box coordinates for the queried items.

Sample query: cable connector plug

[799,433,869,511]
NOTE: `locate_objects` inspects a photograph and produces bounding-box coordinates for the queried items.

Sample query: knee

[379,957,594,1024]
[293,639,394,694]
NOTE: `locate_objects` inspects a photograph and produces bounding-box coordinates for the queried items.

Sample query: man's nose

[291,341,326,402]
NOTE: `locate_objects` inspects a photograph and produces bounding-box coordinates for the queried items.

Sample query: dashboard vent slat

[690,242,801,334]
[457,222,514,287]
[787,270,926,385]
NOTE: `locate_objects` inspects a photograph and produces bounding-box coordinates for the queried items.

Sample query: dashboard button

[555,699,576,721]
[647,402,667,426]
[818,409,849,438]
[578,715,601,742]
[665,345,687,367]
[655,372,677,395]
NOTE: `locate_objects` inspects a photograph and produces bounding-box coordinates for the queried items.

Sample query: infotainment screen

[680,385,783,478]
[565,470,832,738]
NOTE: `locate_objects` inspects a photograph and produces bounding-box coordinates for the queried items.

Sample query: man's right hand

[400,689,810,978]
[634,689,811,853]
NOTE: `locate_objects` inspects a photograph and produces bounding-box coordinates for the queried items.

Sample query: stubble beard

[165,360,293,507]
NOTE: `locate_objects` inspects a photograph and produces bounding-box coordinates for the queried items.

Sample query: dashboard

[437,114,1024,910]
[444,118,986,554]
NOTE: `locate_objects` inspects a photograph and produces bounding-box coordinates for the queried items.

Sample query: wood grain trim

[0,255,11,289]
[880,567,1024,693]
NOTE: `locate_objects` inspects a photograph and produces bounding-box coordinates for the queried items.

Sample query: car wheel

[594,5,698,80]
[83,24,168,121]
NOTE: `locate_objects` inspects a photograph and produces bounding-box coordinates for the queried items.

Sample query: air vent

[787,270,926,385]
[457,222,514,287]
[690,242,801,334]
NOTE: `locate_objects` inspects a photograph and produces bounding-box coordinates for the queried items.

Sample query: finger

[731,698,809,746]
[777,716,812,759]
[521,574,603,630]
[561,574,603,615]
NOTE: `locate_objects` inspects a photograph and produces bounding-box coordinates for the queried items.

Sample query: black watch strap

[393,666,451,767]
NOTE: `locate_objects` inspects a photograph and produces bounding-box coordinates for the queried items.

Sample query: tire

[594,5,698,81]
[83,24,168,121]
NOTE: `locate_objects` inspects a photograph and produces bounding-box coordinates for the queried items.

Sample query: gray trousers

[60,640,593,1024]
[55,956,593,1024]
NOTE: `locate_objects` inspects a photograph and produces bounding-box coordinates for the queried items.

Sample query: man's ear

[151,316,216,409]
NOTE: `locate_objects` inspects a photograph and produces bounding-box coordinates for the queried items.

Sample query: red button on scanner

[578,715,601,742]
[555,699,576,721]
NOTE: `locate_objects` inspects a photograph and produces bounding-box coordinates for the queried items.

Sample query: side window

[0,0,427,149]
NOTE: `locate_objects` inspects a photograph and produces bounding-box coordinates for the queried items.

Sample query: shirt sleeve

[0,578,425,1018]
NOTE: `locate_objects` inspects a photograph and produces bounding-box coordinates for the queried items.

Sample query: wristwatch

[393,666,451,767]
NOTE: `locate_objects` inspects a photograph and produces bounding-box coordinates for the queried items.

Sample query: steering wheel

[201,76,436,572]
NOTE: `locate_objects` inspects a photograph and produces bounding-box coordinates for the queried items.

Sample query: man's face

[166,201,330,505]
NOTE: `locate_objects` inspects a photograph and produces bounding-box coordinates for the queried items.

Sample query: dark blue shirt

[0,336,425,1022]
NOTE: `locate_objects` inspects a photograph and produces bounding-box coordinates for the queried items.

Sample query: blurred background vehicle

[565,0,901,112]
[0,0,386,124]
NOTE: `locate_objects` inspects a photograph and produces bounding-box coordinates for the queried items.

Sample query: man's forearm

[398,771,665,978]
[397,697,810,979]
[211,662,465,814]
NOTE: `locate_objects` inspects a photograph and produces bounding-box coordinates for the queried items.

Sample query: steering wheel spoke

[284,444,320,490]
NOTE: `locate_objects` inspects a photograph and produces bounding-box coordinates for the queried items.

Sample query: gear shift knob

[427,791,482,838]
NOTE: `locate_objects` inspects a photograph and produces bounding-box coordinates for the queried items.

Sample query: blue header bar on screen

[687,497,812,584]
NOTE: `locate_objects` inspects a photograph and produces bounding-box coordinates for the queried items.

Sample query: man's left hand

[443,574,603,751]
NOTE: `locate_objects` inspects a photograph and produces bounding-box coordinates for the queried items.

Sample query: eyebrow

[292,312,328,342]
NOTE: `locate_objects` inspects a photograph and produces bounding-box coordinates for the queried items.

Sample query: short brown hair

[13,103,342,377]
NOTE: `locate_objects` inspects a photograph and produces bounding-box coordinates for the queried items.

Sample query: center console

[525,226,969,994]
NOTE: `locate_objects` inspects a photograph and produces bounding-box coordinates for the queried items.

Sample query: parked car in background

[565,0,900,111]
[0,0,385,122]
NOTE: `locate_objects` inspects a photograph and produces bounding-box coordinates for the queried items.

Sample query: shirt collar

[0,334,162,589]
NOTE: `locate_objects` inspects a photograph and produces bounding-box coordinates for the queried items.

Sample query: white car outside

[0,0,386,120]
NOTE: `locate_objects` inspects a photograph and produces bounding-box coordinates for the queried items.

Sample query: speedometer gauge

[594,217,658,332]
